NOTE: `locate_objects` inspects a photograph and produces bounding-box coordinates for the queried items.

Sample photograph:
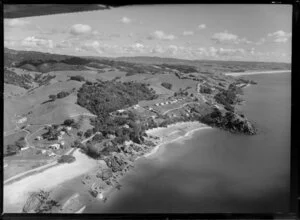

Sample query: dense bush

[63,119,75,126]
[57,155,76,163]
[4,68,32,89]
[161,82,173,90]
[84,129,93,138]
[200,85,212,94]
[70,75,85,82]
[77,80,157,120]
[56,91,70,99]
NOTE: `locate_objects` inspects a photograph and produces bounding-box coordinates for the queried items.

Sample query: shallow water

[73,73,291,213]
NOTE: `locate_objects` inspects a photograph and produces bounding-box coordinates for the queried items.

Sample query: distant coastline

[225,70,291,76]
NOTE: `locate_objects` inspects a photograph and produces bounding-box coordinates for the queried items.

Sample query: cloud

[198,24,206,29]
[120,16,132,24]
[211,31,239,44]
[4,39,17,48]
[211,31,252,45]
[148,30,176,41]
[70,24,92,35]
[5,18,31,27]
[267,30,291,43]
[21,36,54,49]
[80,40,104,54]
[183,31,194,36]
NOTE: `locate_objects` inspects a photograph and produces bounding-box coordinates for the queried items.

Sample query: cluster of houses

[154,98,184,107]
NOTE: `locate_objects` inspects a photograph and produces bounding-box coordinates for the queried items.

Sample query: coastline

[88,121,213,202]
[225,69,291,76]
[144,122,212,158]
[3,148,98,213]
[3,121,212,213]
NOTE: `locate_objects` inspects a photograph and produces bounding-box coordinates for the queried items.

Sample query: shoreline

[95,122,213,201]
[3,148,98,213]
[225,69,291,76]
[4,121,212,213]
[144,123,212,158]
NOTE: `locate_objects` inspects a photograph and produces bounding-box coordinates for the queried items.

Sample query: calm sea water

[83,72,291,213]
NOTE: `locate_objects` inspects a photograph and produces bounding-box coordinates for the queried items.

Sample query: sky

[4,4,292,62]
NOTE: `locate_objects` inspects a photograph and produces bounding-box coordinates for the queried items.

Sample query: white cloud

[120,16,132,24]
[5,19,30,27]
[183,31,194,36]
[211,31,239,44]
[80,40,103,54]
[70,24,92,35]
[198,24,206,30]
[149,30,176,41]
[211,31,253,45]
[4,39,17,48]
[268,30,291,43]
[21,36,54,49]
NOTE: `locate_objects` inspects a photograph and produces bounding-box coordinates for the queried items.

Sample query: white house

[48,152,56,157]
[60,131,65,135]
[66,127,72,131]
[17,117,27,124]
[60,141,65,146]
[21,146,30,151]
[117,109,125,113]
[35,136,42,141]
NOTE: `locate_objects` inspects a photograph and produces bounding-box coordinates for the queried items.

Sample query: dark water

[84,73,291,213]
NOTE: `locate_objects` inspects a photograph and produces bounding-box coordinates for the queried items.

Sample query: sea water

[84,72,291,213]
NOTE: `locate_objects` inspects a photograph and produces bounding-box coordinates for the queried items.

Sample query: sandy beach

[3,149,98,212]
[3,121,212,213]
[225,70,291,76]
[144,121,212,158]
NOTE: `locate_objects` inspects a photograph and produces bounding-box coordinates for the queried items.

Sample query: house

[60,141,65,146]
[117,109,125,113]
[4,163,8,168]
[41,149,47,154]
[35,136,42,141]
[60,131,65,135]
[49,143,60,150]
[66,127,72,131]
[21,146,30,151]
[155,103,159,106]
[48,152,56,157]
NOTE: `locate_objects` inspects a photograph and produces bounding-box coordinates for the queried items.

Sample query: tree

[77,131,83,137]
[86,143,101,158]
[48,95,56,101]
[70,75,85,82]
[63,119,75,126]
[84,129,93,138]
[56,91,70,99]
[6,144,19,155]
[161,82,172,90]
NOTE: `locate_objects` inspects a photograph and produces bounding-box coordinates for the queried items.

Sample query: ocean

[81,72,291,213]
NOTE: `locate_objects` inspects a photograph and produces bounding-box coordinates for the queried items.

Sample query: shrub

[70,75,85,82]
[56,91,70,99]
[48,95,56,101]
[161,82,172,90]
[84,129,93,138]
[63,119,75,126]
[57,155,76,163]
